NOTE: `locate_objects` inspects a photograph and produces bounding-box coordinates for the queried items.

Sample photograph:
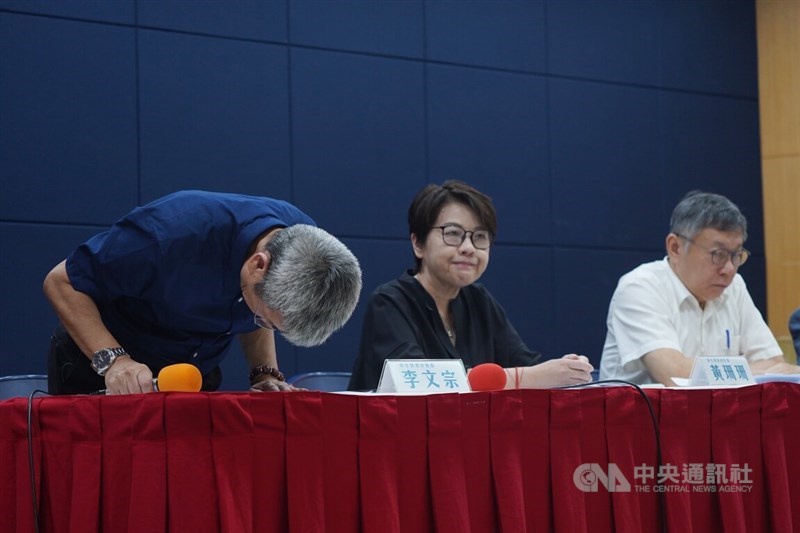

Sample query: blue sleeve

[790,308,800,358]
[65,191,316,303]
[66,219,162,303]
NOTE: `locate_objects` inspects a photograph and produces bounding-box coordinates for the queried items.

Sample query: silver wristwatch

[91,347,129,376]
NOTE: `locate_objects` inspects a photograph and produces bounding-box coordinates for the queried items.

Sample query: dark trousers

[48,325,222,394]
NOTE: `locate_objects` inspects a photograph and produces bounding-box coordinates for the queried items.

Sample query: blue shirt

[66,190,315,375]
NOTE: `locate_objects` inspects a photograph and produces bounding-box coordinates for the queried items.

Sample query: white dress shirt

[600,258,780,384]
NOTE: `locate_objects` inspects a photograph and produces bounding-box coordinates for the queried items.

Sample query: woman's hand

[523,354,593,388]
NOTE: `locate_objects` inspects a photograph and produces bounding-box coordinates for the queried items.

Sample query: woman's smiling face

[412,201,491,293]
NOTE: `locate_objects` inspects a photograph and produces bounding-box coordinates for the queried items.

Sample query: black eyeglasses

[254,300,280,332]
[434,225,493,250]
[254,314,278,331]
[675,234,749,267]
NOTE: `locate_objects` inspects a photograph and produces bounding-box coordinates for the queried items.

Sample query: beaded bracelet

[249,365,285,385]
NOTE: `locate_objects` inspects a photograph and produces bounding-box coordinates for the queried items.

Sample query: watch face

[92,349,113,373]
[92,348,125,375]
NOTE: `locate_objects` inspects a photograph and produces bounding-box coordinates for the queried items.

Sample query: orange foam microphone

[467,363,507,391]
[90,363,202,394]
[155,363,203,392]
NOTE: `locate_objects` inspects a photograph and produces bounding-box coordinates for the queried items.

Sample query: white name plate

[688,356,756,387]
[376,359,469,394]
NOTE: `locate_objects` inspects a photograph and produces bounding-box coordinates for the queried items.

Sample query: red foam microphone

[467,363,508,391]
[154,363,203,392]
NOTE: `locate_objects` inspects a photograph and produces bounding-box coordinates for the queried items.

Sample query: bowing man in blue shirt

[44,190,362,395]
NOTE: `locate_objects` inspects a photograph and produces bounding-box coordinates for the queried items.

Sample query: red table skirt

[1,384,798,532]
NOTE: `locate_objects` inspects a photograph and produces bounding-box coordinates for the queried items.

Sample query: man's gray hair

[258,224,362,347]
[670,191,748,242]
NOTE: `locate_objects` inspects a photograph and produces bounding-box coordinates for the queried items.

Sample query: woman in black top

[348,180,593,391]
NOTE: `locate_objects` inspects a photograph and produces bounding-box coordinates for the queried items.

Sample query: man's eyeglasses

[675,234,750,267]
[254,314,277,331]
[254,300,280,332]
[434,225,493,250]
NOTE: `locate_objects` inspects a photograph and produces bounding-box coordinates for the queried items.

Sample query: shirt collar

[400,270,460,313]
[661,256,729,309]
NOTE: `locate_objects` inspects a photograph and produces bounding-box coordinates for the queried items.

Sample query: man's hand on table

[757,361,800,374]
[104,357,155,394]
[249,375,306,392]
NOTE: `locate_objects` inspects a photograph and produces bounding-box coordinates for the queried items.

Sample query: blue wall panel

[547,1,661,86]
[548,0,758,97]
[351,239,418,302]
[0,224,100,375]
[427,65,551,244]
[480,246,556,359]
[550,79,664,248]
[0,0,134,23]
[659,0,758,97]
[553,248,662,368]
[138,0,287,42]
[139,31,292,202]
[0,14,138,224]
[290,0,423,58]
[426,0,546,72]
[659,91,764,253]
[291,48,426,236]
[741,256,767,323]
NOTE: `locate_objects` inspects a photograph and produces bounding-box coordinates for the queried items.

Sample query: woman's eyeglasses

[434,225,493,250]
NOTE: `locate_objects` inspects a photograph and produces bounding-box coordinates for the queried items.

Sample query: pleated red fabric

[357,394,401,533]
[760,382,800,531]
[2,397,41,533]
[521,389,553,531]
[660,389,715,530]
[164,393,218,532]
[461,391,494,532]
[489,391,524,532]
[427,393,471,533]
[2,385,799,532]
[101,394,167,532]
[284,393,325,532]
[711,385,766,532]
[124,394,168,531]
[210,393,255,533]
[395,395,433,532]
[321,393,360,531]
[550,389,592,532]
[604,387,660,532]
[579,388,614,530]
[250,392,288,532]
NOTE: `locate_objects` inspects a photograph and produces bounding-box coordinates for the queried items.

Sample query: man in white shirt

[600,191,799,385]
